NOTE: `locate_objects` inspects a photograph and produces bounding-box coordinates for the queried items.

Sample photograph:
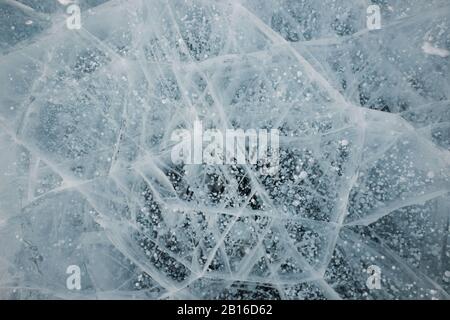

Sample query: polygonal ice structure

[0,0,449,299]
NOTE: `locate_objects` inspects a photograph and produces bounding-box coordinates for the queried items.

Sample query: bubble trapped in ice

[0,0,449,300]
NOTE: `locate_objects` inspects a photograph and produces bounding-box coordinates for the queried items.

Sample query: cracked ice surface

[0,0,450,300]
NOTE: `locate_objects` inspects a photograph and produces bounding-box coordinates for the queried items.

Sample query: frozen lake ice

[0,0,449,300]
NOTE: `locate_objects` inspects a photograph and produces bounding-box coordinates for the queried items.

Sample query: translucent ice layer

[0,0,449,299]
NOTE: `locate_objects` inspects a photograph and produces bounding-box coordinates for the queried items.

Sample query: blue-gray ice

[0,0,449,299]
